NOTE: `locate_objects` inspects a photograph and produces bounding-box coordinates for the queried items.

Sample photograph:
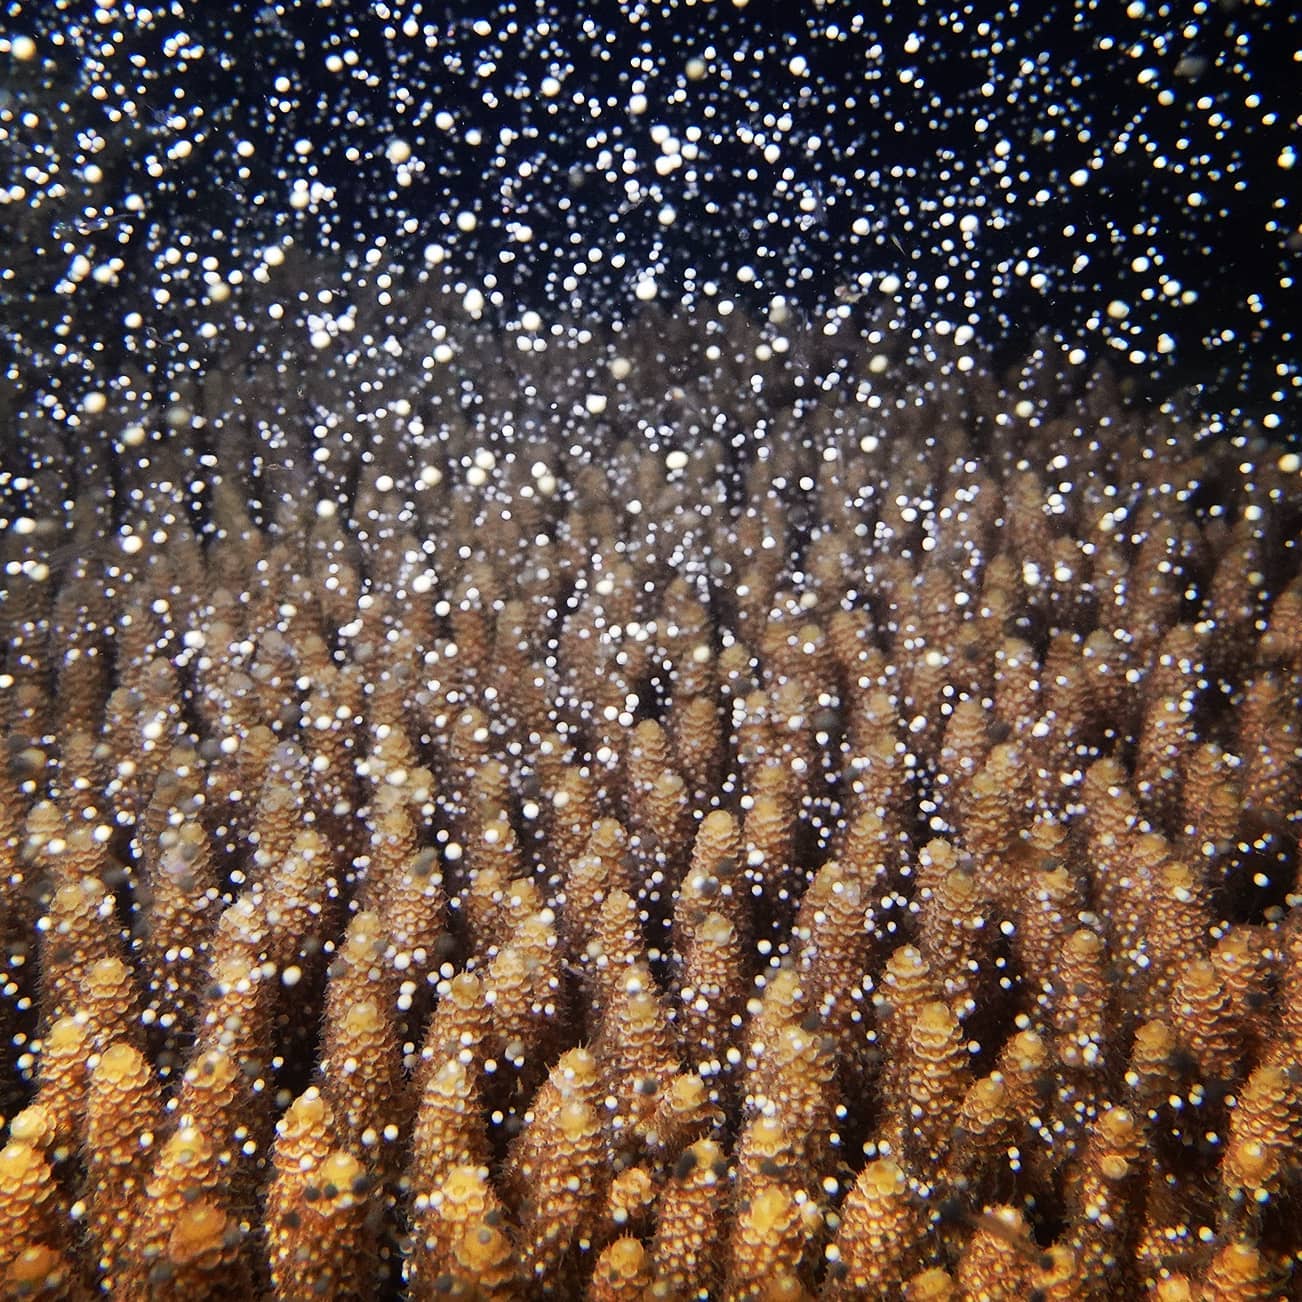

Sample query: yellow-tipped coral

[1,245,1300,1301]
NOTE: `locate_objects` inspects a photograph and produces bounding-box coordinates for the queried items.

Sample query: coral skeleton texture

[1,310,1301,1299]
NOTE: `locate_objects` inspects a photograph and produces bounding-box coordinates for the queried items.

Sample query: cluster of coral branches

[1,305,1300,1298]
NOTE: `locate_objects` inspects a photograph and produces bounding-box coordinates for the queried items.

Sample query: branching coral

[1,305,1300,1299]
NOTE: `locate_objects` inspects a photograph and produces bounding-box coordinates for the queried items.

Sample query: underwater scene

[0,1,1300,1297]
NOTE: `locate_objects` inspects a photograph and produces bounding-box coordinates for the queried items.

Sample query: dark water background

[2,0,1298,433]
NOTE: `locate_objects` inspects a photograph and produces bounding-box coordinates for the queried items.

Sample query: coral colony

[1,1,1300,1298]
